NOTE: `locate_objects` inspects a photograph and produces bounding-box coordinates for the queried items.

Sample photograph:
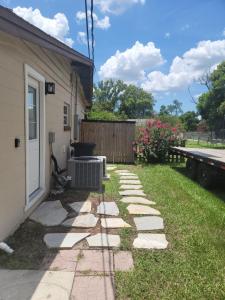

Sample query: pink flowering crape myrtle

[134,119,181,163]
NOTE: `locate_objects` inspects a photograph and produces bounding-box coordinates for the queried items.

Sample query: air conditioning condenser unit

[68,157,103,191]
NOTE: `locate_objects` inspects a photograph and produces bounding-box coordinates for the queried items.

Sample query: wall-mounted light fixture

[45,82,55,95]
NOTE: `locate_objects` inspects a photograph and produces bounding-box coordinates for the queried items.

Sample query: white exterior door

[25,65,45,210]
[27,78,40,196]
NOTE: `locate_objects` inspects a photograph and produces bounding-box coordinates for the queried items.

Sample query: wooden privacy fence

[80,120,136,163]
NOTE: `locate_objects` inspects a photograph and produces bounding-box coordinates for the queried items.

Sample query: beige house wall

[0,31,87,240]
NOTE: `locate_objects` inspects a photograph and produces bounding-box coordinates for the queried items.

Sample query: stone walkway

[116,169,168,250]
[0,165,169,300]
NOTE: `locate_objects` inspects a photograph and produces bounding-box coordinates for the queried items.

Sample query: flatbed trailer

[171,147,225,188]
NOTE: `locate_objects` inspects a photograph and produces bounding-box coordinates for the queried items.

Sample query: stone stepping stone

[133,233,168,249]
[29,200,68,226]
[119,179,141,184]
[86,233,120,248]
[127,204,160,215]
[97,202,119,216]
[0,270,74,300]
[107,166,117,171]
[114,251,134,271]
[120,175,139,180]
[120,196,156,205]
[134,216,164,231]
[69,200,92,213]
[118,173,136,176]
[115,169,129,173]
[119,190,146,196]
[62,214,98,228]
[44,233,90,249]
[71,276,115,300]
[120,184,143,190]
[101,218,131,228]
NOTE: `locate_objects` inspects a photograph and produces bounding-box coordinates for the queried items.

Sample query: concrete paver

[0,270,74,300]
[71,276,115,300]
[76,250,114,273]
[41,250,80,272]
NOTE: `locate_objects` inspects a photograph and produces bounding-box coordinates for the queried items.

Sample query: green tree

[119,84,154,118]
[92,79,154,119]
[159,105,170,115]
[158,114,183,129]
[87,110,124,121]
[197,61,225,132]
[159,100,183,116]
[93,79,126,112]
[180,111,199,131]
[170,99,183,116]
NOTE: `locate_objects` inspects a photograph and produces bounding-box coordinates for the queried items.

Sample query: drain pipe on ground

[0,242,14,254]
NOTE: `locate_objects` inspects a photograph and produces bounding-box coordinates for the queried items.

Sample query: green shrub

[134,119,181,163]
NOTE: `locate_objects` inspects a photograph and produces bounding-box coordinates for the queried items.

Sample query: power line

[90,0,94,63]
[84,0,90,58]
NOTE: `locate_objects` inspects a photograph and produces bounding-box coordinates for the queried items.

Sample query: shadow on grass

[170,163,225,203]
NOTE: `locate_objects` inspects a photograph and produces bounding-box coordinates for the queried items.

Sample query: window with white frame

[63,102,70,129]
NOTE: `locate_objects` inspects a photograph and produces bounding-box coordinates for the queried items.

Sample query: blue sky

[1,0,225,112]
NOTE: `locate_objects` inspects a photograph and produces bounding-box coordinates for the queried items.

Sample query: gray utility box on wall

[68,157,103,191]
[73,114,80,140]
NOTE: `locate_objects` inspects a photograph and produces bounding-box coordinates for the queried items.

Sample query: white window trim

[24,64,46,211]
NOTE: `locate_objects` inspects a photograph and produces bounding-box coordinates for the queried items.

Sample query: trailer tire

[197,163,215,189]
[186,158,198,179]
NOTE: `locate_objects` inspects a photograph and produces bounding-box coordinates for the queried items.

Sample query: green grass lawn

[186,139,225,149]
[105,163,225,300]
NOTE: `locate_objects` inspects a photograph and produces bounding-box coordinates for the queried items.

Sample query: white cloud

[76,10,110,30]
[165,32,171,39]
[99,41,165,84]
[77,31,95,47]
[13,6,74,47]
[93,0,145,15]
[141,40,225,93]
[95,15,110,30]
[77,31,87,45]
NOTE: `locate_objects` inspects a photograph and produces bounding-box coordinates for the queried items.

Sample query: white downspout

[0,242,14,254]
